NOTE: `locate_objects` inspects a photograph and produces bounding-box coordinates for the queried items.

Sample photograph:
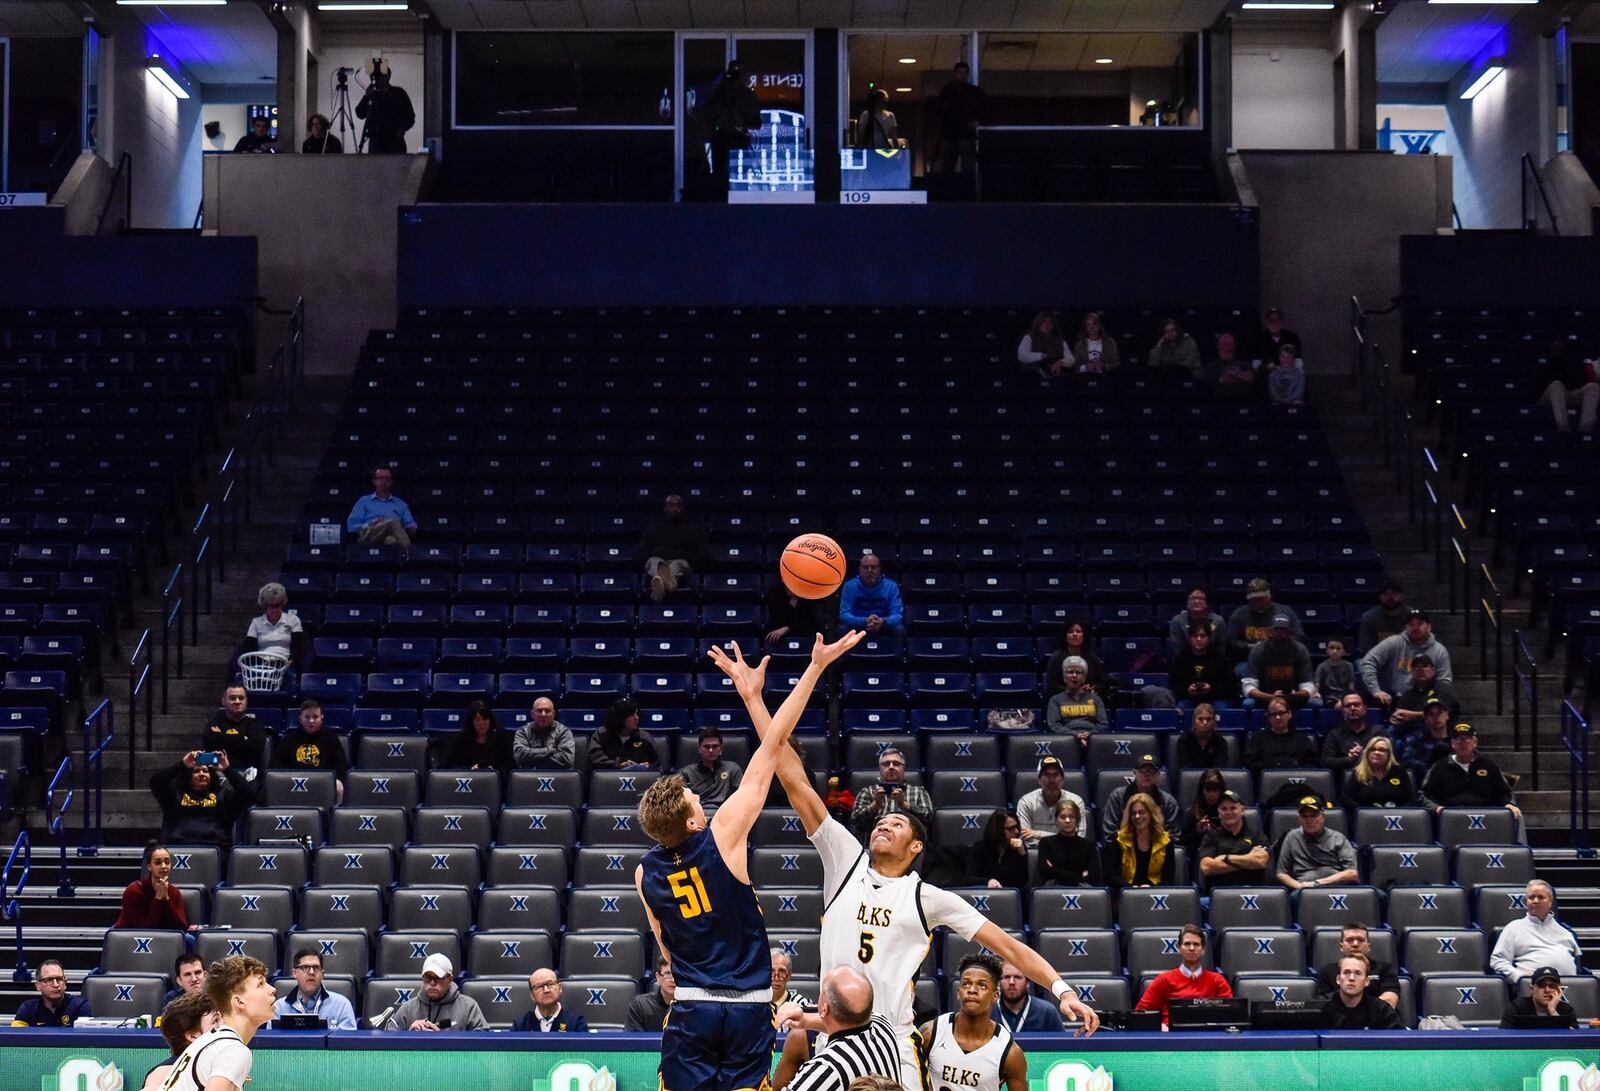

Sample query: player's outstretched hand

[708,642,770,702]
[1060,993,1100,1036]
[810,630,864,669]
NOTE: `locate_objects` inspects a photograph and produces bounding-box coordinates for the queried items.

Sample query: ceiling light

[1240,2,1336,8]
[897,57,917,64]
[317,1,408,8]
[894,87,913,93]
[1429,0,1536,4]
[119,1,227,5]
[1459,59,1506,99]
[1094,57,1115,64]
[146,56,190,99]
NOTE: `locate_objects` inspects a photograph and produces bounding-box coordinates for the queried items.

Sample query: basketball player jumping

[920,954,1026,1091]
[638,631,863,1091]
[711,645,1098,1091]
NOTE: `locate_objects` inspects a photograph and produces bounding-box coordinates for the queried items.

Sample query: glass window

[976,33,1201,128]
[453,32,674,128]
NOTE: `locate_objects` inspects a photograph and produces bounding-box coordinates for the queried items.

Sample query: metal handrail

[1559,700,1591,847]
[1520,153,1560,235]
[44,757,75,897]
[1,831,30,982]
[81,700,112,854]
[129,630,153,788]
[1511,631,1540,789]
[95,152,132,235]
[161,564,184,714]
[1478,564,1503,715]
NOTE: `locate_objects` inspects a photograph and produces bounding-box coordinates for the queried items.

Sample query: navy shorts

[659,1000,774,1091]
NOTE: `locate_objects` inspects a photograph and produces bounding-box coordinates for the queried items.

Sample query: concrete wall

[1540,151,1599,235]
[100,20,204,229]
[1232,29,1336,149]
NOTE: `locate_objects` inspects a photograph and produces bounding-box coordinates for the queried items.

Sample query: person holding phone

[849,747,931,836]
[150,751,250,851]
[114,841,199,931]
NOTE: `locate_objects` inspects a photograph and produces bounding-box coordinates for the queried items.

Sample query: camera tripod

[324,69,364,154]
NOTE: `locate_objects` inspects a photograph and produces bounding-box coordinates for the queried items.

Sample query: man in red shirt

[1135,924,1232,1025]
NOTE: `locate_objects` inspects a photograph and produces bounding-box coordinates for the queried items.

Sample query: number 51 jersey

[640,828,770,992]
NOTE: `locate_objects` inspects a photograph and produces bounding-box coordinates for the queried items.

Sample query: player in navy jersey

[638,630,862,1091]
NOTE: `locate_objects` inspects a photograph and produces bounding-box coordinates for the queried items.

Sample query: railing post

[45,757,75,898]
[0,832,31,982]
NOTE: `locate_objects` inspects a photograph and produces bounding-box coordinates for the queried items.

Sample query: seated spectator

[512,697,575,769]
[1359,609,1454,711]
[438,699,514,778]
[1313,924,1400,1009]
[1175,703,1228,771]
[1073,310,1120,373]
[1225,579,1302,662]
[1248,306,1302,365]
[635,493,711,604]
[1135,924,1231,1023]
[151,752,249,851]
[1101,791,1176,894]
[1342,736,1416,808]
[964,808,1030,891]
[201,685,266,798]
[1035,798,1101,887]
[1242,617,1321,708]
[1017,310,1072,379]
[1358,579,1409,654]
[1264,342,1306,406]
[839,553,905,636]
[851,746,932,835]
[1044,617,1108,695]
[764,577,825,645]
[345,463,417,546]
[770,949,811,1028]
[1314,639,1358,702]
[274,948,357,1029]
[1321,693,1386,775]
[1178,769,1227,856]
[992,961,1064,1032]
[273,699,349,802]
[144,991,218,1090]
[1243,697,1318,781]
[1320,955,1403,1029]
[680,728,743,812]
[1275,795,1359,891]
[1490,882,1583,986]
[1045,657,1107,744]
[1146,317,1202,379]
[625,955,674,1031]
[1397,699,1453,783]
[856,88,901,149]
[302,112,343,154]
[115,841,193,931]
[232,115,277,153]
[1499,966,1578,1027]
[1166,585,1226,659]
[512,968,588,1033]
[1210,331,1257,404]
[587,698,664,771]
[165,953,205,1005]
[1530,340,1599,435]
[384,953,487,1031]
[1197,790,1270,891]
[1168,623,1237,706]
[239,581,303,686]
[1421,722,1520,820]
[10,960,90,1026]
[1385,653,1460,731]
[1015,755,1087,845]
[1100,755,1180,838]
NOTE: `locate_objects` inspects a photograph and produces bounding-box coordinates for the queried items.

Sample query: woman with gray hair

[239,582,304,688]
[1045,656,1107,744]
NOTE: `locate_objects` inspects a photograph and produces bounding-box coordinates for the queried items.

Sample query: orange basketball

[780,533,847,600]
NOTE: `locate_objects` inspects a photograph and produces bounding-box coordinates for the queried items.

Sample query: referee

[784,968,904,1091]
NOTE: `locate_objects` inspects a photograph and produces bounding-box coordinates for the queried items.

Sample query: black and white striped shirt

[787,1014,903,1091]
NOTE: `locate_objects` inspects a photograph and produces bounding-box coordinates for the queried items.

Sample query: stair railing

[0,831,30,982]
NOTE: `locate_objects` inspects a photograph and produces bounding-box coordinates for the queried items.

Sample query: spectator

[1073,310,1121,373]
[624,955,674,1031]
[636,494,711,604]
[1168,622,1237,706]
[1241,616,1321,708]
[385,954,487,1031]
[1178,769,1227,856]
[1421,723,1520,820]
[354,59,415,154]
[1359,609,1454,709]
[933,61,986,174]
[115,841,193,931]
[144,991,218,1090]
[1225,579,1302,662]
[1319,955,1403,1029]
[1242,697,1318,780]
[151,752,249,851]
[1166,586,1226,659]
[1210,331,1257,404]
[1175,704,1229,771]
[239,582,303,685]
[165,953,206,1005]
[1397,700,1453,784]
[1135,924,1231,1023]
[1530,340,1599,434]
[1197,790,1270,891]
[765,577,825,645]
[839,553,905,636]
[964,809,1029,891]
[991,961,1063,1033]
[1275,795,1359,891]
[346,463,417,546]
[1385,654,1460,730]
[10,960,90,1026]
[1015,755,1087,845]
[302,112,342,154]
[1044,618,1107,695]
[1321,693,1386,775]
[1045,657,1107,744]
[1341,736,1416,808]
[1100,755,1180,839]
[273,699,349,802]
[201,684,266,794]
[850,746,932,835]
[782,968,902,1091]
[1358,579,1409,654]
[587,697,663,770]
[232,115,276,153]
[1146,317,1201,379]
[680,728,744,812]
[274,948,357,1030]
[856,88,901,149]
[1035,798,1101,887]
[1264,342,1306,407]
[1314,639,1358,702]
[1312,924,1399,1009]
[438,700,514,778]
[1102,791,1176,894]
[512,968,588,1033]
[1490,882,1583,986]
[1248,306,1302,364]
[770,949,811,1027]
[1499,966,1579,1027]
[512,697,575,770]
[1017,311,1073,379]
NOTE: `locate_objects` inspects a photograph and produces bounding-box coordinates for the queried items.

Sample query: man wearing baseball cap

[1241,614,1321,709]
[1498,966,1578,1027]
[1275,794,1358,892]
[1359,608,1454,708]
[1386,651,1460,730]
[1015,755,1088,845]
[1100,755,1179,840]
[1420,722,1521,821]
[1197,790,1270,891]
[386,953,489,1031]
[1224,578,1302,662]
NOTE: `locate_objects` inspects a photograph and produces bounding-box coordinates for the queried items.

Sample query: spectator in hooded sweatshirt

[839,552,905,636]
[1359,608,1453,709]
[1166,585,1226,658]
[1225,578,1302,662]
[1385,653,1460,731]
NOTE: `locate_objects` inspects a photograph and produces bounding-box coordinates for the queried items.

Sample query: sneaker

[650,575,666,603]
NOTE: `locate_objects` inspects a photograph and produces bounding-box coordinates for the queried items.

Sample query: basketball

[780,533,847,599]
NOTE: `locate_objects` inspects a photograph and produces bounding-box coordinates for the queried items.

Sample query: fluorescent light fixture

[897,57,917,64]
[894,87,913,92]
[118,1,227,5]
[318,2,409,8]
[1429,0,1536,4]
[1241,2,1336,8]
[1459,59,1506,99]
[1094,57,1115,64]
[146,55,190,100]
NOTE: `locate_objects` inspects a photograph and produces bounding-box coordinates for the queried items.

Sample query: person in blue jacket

[345,463,417,545]
[11,961,91,1026]
[839,553,905,636]
[512,969,589,1033]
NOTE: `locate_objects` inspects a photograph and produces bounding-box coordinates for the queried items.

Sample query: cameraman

[150,751,250,852]
[355,60,415,154]
[850,746,932,835]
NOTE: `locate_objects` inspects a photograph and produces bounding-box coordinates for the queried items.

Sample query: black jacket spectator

[587,700,663,769]
[355,77,414,153]
[1035,834,1101,887]
[1422,754,1514,809]
[440,730,514,777]
[1314,960,1401,1004]
[1321,994,1403,1029]
[151,760,249,850]
[1499,995,1578,1028]
[1342,767,1417,808]
[1243,726,1318,778]
[765,580,825,643]
[274,725,350,779]
[1167,647,1238,703]
[634,514,711,569]
[201,710,266,772]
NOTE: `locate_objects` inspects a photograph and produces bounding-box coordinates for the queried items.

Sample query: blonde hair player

[159,955,276,1091]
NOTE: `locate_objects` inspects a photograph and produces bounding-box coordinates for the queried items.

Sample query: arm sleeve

[1335,835,1358,871]
[1357,643,1386,693]
[116,881,150,927]
[161,886,190,930]
[1091,694,1108,730]
[838,581,865,627]
[1489,926,1518,979]
[919,884,988,941]
[1321,730,1352,771]
[881,583,904,628]
[1017,335,1044,365]
[462,998,490,1031]
[346,497,370,533]
[586,734,618,769]
[397,499,417,529]
[1135,974,1169,1012]
[512,725,537,766]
